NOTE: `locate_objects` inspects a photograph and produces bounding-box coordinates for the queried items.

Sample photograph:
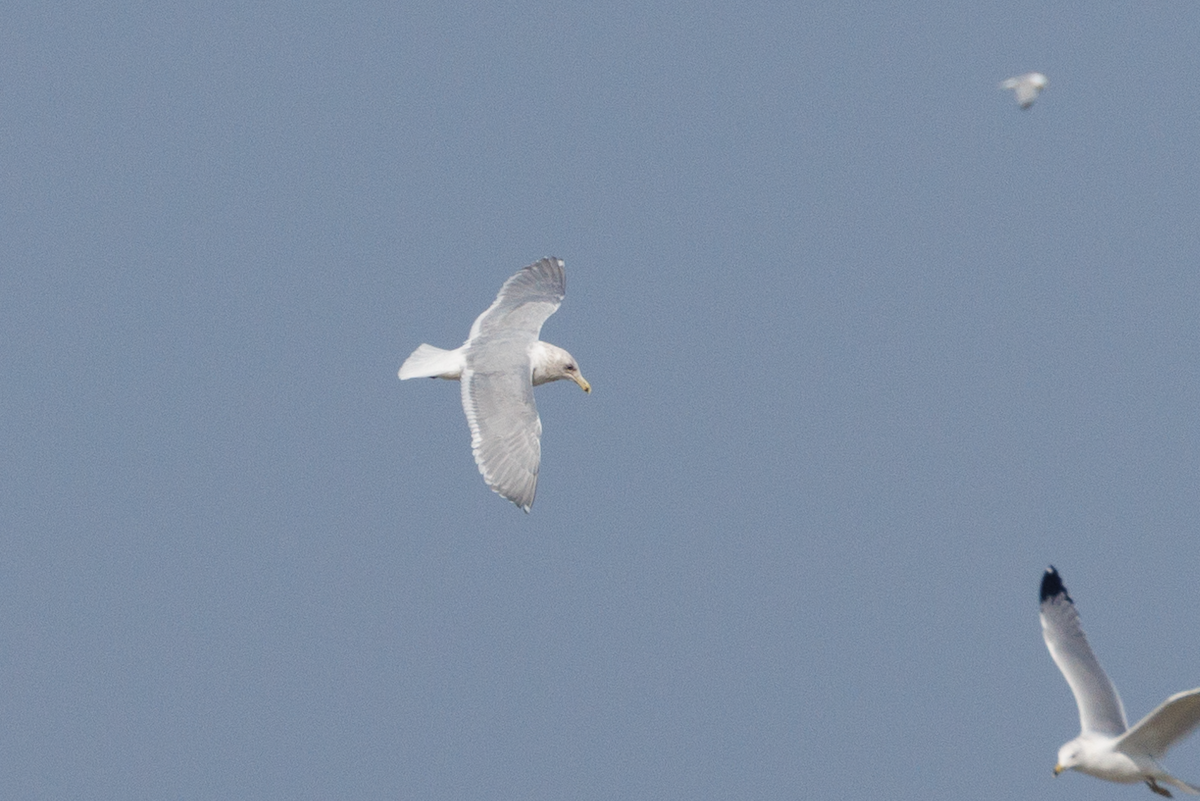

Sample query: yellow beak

[572,373,591,394]
[1054,764,1064,776]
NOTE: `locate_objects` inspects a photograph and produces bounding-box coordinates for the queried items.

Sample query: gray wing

[1040,567,1129,737]
[1117,689,1200,760]
[459,258,567,512]
[467,258,566,344]
[461,331,541,511]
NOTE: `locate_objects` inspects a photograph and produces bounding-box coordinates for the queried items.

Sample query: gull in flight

[1041,566,1200,797]
[1000,72,1049,109]
[399,258,590,512]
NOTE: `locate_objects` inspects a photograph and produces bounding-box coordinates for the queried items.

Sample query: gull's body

[398,258,589,512]
[1001,72,1049,109]
[1041,566,1200,797]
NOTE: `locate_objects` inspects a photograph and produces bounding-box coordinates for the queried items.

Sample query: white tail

[398,344,465,380]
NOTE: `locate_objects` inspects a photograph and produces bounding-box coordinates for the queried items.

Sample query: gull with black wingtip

[1040,566,1200,797]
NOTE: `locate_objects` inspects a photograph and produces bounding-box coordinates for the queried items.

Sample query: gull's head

[1055,741,1082,776]
[531,342,591,393]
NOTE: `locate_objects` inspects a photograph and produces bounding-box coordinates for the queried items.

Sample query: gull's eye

[566,364,576,371]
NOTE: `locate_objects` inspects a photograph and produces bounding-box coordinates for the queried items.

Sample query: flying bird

[1000,72,1049,109]
[1040,566,1200,797]
[398,258,590,512]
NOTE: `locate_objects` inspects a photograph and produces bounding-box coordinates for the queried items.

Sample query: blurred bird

[1000,72,1049,109]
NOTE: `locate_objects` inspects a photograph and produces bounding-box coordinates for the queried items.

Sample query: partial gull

[1040,566,1200,797]
[1000,72,1049,109]
[399,258,590,512]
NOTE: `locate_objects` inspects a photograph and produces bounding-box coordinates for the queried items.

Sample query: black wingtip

[1040,565,1071,603]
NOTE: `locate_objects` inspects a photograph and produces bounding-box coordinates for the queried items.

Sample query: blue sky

[3,2,1199,798]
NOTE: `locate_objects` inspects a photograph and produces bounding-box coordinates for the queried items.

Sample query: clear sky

[3,2,1199,799]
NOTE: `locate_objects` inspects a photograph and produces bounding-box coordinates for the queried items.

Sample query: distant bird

[1000,72,1049,109]
[399,258,590,512]
[1040,566,1200,797]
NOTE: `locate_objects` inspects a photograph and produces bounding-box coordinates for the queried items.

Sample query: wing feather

[460,332,542,512]
[1040,567,1128,737]
[1117,689,1200,760]
[454,258,567,511]
[467,258,565,344]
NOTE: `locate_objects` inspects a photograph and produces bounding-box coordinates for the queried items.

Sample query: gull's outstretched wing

[1040,567,1129,737]
[1117,689,1200,760]
[459,258,567,512]
[461,339,542,512]
[467,258,565,344]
